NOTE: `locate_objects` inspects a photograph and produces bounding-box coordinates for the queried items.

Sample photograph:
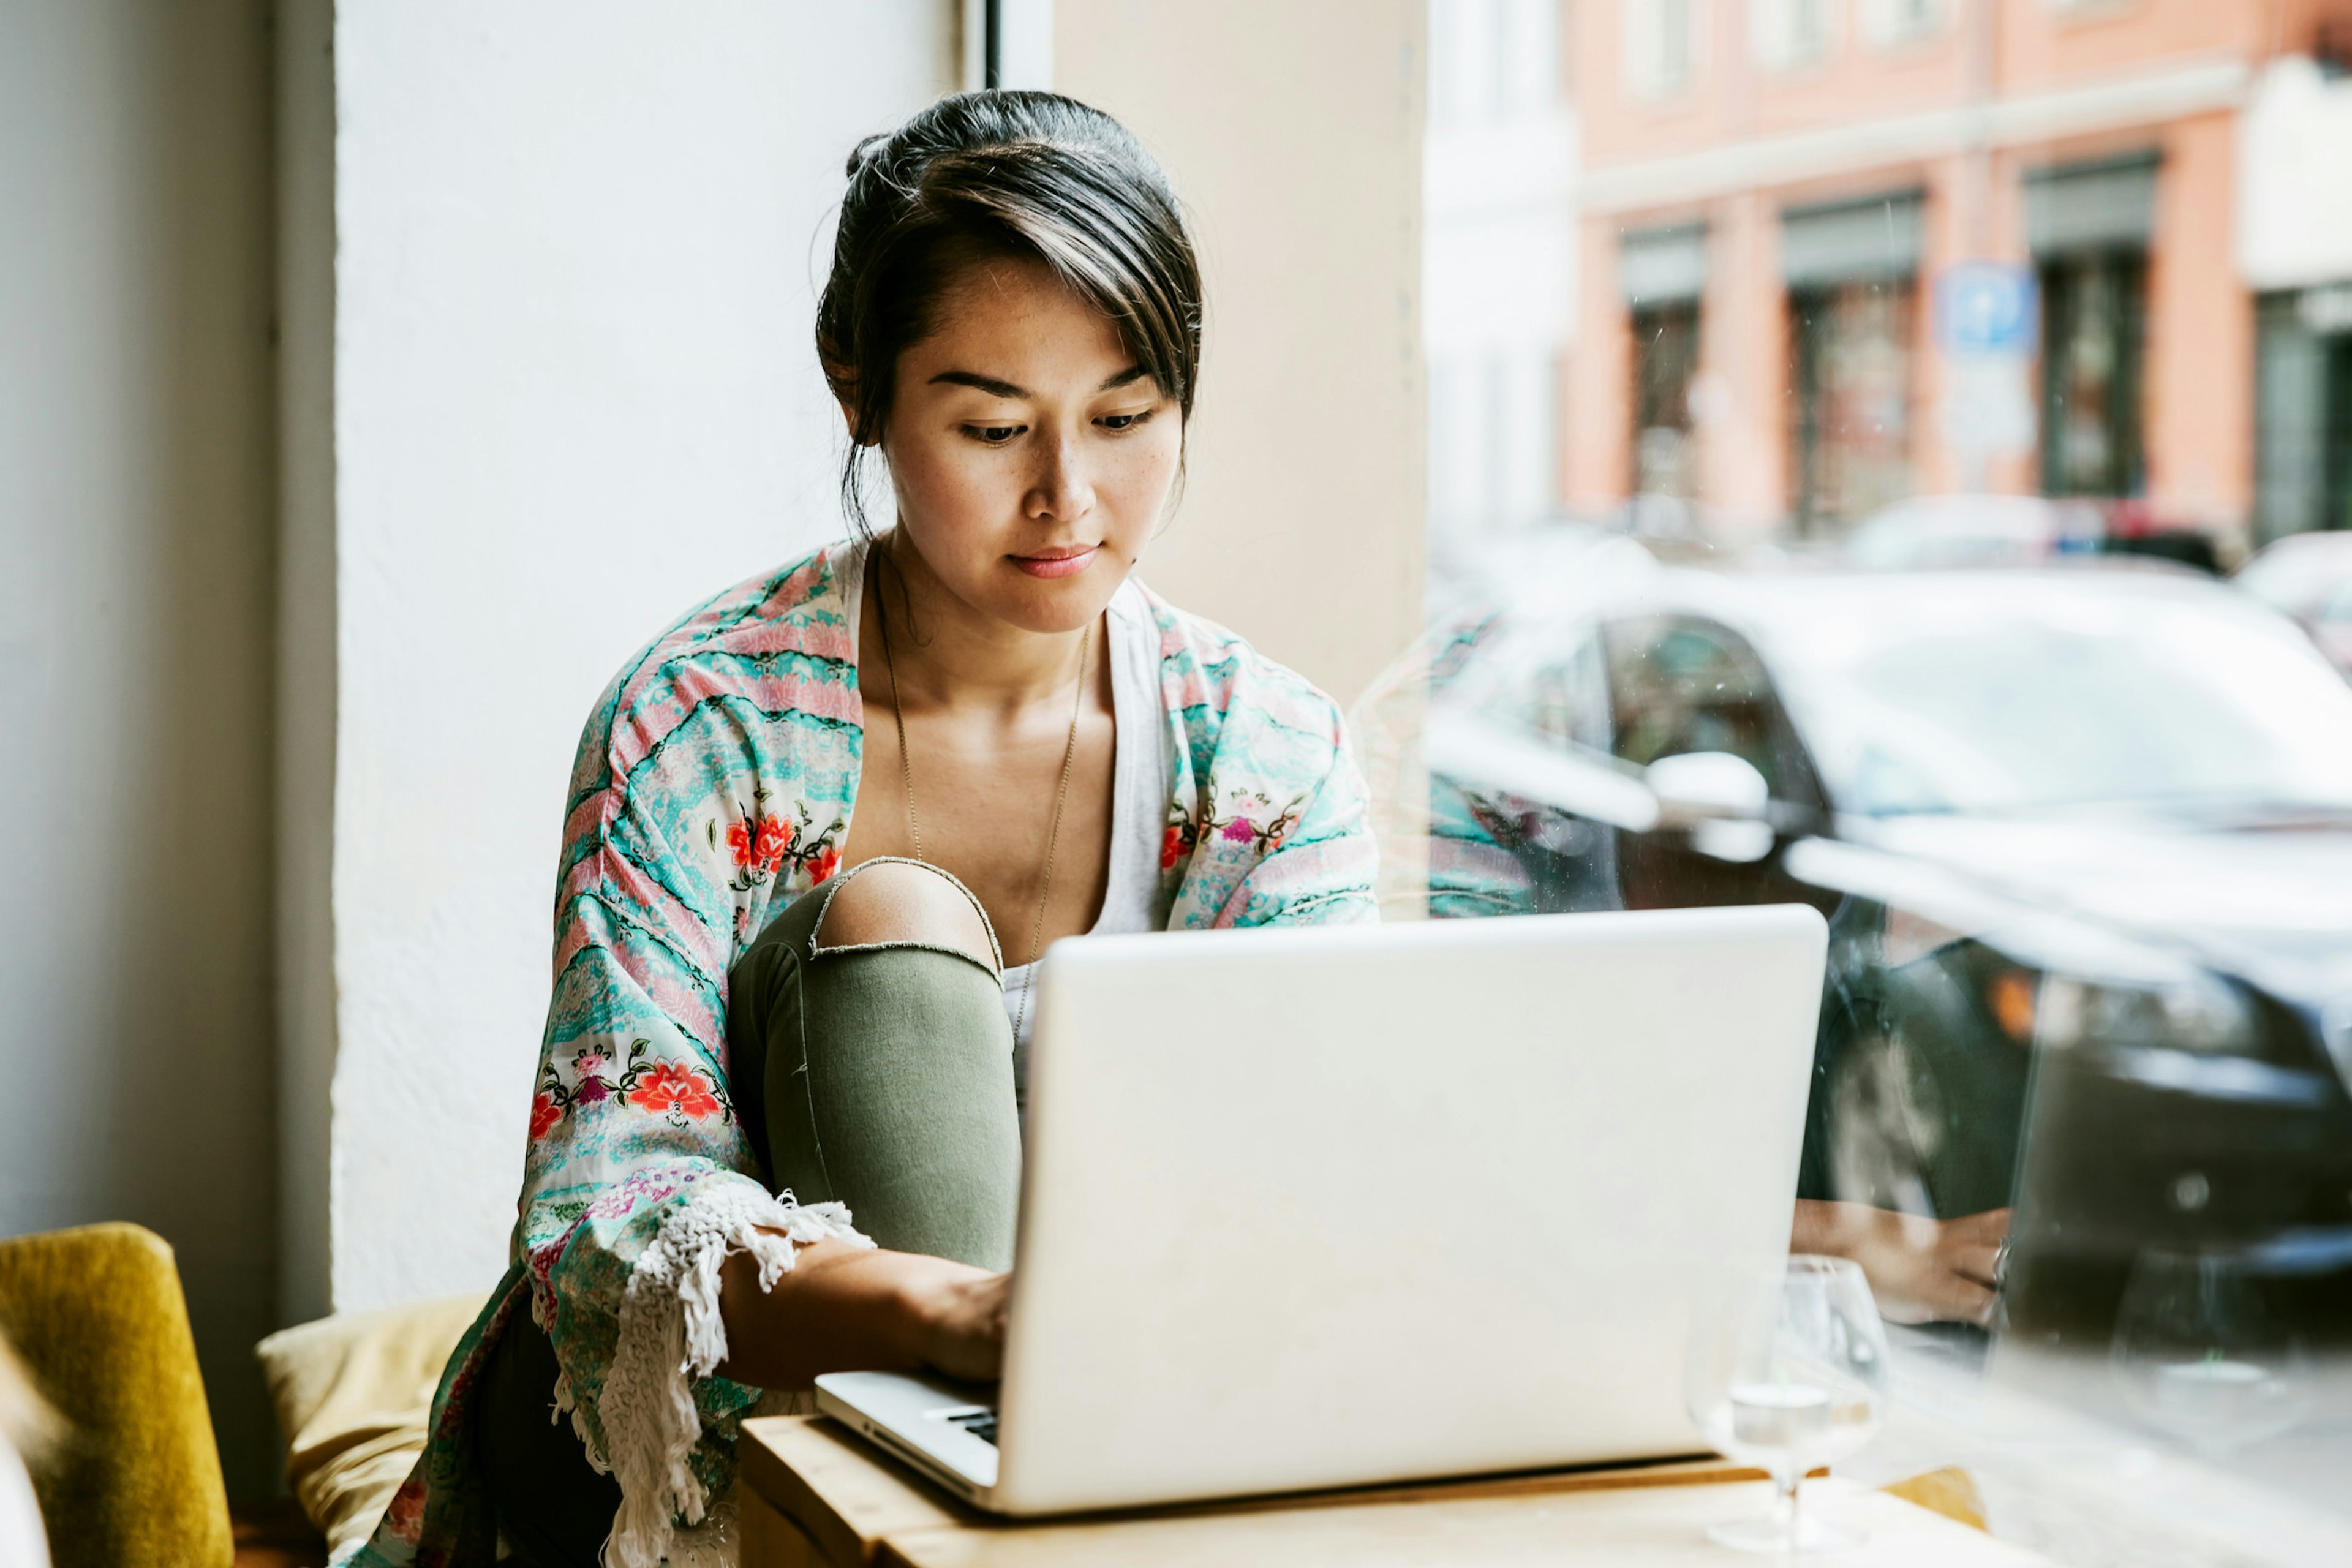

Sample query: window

[1781,193,1923,533]
[1622,0,1703,101]
[2255,290,2352,540]
[1791,284,1915,532]
[1860,0,1947,48]
[2027,156,2157,499]
[1406,0,2352,1539]
[1621,222,1708,507]
[1630,300,1702,502]
[2039,254,2147,498]
[1752,0,1843,72]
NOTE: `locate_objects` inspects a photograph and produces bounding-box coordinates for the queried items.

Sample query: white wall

[314,1,955,1311]
[0,0,282,1498]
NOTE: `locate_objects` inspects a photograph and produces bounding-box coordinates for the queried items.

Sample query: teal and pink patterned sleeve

[520,562,871,1568]
[359,551,873,1568]
[1148,592,1379,929]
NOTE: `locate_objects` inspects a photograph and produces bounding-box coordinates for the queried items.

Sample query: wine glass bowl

[1686,1254,1891,1553]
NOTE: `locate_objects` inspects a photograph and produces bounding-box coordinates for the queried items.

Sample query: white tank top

[999,576,1167,1104]
[838,542,1169,1106]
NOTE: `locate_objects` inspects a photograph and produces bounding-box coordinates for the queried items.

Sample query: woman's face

[876,254,1182,635]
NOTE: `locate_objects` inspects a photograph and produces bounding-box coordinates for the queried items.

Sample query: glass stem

[1776,1464,1803,1539]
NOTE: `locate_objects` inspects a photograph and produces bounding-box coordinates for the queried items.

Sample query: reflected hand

[1792,1201,2009,1327]
[911,1268,1012,1381]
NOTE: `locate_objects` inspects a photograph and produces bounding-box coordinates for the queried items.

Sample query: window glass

[1403,2,2352,1548]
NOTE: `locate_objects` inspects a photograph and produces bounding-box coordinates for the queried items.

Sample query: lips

[1011,544,1099,579]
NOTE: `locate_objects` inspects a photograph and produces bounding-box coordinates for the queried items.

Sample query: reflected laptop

[816,905,1826,1515]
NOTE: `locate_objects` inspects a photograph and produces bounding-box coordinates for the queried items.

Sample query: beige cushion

[255,1295,487,1556]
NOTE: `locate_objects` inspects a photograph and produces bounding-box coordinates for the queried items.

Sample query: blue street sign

[1937,263,2038,356]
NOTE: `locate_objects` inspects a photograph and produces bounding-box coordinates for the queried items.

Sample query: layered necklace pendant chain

[877,608,1092,1046]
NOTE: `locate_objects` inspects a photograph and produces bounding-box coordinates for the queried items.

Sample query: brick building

[1558,0,2352,546]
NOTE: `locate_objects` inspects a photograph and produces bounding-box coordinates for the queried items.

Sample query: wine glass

[2110,1245,2309,1455]
[1686,1254,1891,1553]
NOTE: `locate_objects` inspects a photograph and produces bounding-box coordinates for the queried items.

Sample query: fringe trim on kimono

[597,1184,869,1568]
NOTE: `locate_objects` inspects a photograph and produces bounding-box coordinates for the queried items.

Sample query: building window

[1632,300,1703,501]
[1752,0,1843,72]
[1623,0,1703,101]
[2254,290,2352,541]
[2039,255,2147,498]
[2026,155,2155,500]
[1621,222,1708,503]
[1861,0,1948,49]
[1792,283,1915,532]
[1781,192,1922,533]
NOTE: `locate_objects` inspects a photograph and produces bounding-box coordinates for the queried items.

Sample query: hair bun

[844,132,891,179]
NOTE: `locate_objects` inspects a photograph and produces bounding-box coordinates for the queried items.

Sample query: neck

[868,530,1094,715]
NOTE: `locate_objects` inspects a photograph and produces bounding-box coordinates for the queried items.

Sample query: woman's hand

[715,1237,1011,1389]
[1791,1200,2009,1326]
[905,1267,1012,1382]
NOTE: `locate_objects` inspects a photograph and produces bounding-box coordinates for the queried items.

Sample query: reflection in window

[1604,615,1789,794]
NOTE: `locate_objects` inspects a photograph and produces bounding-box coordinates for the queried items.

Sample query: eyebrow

[927,365,1153,398]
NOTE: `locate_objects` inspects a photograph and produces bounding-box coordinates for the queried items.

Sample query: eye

[964,423,1025,445]
[1096,409,1154,432]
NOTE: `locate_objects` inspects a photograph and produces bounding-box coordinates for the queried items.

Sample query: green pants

[483,859,1023,1564]
[724,856,1023,1270]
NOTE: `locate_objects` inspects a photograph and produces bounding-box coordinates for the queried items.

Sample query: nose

[1023,428,1095,525]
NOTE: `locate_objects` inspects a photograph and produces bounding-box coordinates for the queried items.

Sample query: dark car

[1389,559,2352,1343]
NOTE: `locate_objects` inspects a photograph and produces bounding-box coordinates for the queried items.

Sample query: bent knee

[815,859,998,973]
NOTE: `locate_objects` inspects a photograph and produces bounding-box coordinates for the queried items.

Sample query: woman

[357,92,1376,1568]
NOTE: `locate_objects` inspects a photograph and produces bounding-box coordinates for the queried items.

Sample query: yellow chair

[0,1222,233,1568]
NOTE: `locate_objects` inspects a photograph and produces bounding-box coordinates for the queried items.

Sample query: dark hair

[816,91,1203,533]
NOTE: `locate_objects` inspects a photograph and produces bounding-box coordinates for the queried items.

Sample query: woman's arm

[715,1240,1009,1389]
[1792,1199,2008,1326]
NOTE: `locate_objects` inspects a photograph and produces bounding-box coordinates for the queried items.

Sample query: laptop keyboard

[944,1408,998,1446]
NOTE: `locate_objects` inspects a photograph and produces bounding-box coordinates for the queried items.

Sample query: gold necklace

[878,606,1091,1046]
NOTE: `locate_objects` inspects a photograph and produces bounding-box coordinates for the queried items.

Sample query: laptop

[816,904,1827,1515]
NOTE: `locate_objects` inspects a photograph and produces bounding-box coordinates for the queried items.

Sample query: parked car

[2235,529,2352,676]
[1378,562,2352,1343]
[1845,494,2223,575]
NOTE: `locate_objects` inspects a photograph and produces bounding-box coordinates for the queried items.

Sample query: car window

[1602,615,1796,797]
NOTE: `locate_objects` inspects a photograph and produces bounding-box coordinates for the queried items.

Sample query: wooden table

[737,1416,2054,1567]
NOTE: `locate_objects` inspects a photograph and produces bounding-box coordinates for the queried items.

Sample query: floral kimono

[354,540,1376,1568]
